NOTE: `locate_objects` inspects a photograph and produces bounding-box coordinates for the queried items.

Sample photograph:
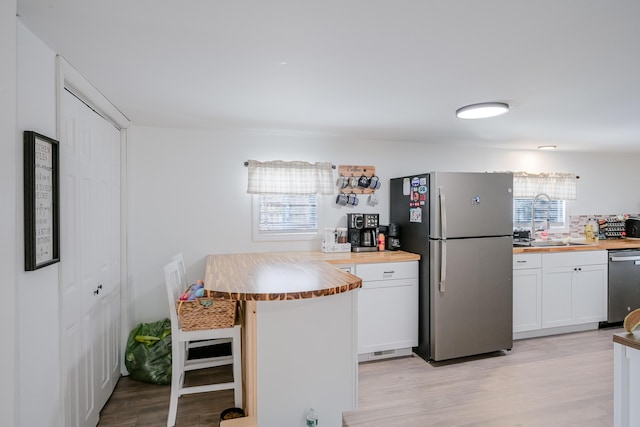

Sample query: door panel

[430,172,513,238]
[542,268,573,328]
[60,89,121,427]
[430,236,513,361]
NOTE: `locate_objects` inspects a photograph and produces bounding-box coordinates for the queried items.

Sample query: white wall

[0,1,17,426]
[128,126,640,323]
[16,22,61,427]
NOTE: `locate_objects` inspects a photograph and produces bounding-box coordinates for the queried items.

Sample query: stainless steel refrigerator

[390,172,513,361]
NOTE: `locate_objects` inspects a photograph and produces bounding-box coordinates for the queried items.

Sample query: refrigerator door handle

[438,185,447,293]
[439,186,447,239]
[440,239,447,293]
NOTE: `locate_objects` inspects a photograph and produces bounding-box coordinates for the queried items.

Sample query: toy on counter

[180,279,206,301]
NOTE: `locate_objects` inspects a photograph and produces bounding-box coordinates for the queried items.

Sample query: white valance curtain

[512,172,578,200]
[246,160,334,195]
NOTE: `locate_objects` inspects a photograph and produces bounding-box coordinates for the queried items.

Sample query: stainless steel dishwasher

[606,249,640,325]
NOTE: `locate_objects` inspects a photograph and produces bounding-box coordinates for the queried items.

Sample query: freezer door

[430,172,513,239]
[429,236,513,361]
[390,175,429,253]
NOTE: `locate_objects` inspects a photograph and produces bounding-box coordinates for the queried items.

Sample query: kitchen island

[204,250,419,426]
[204,252,363,427]
[613,331,640,427]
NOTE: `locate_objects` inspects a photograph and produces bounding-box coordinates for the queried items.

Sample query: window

[513,198,566,230]
[511,171,576,231]
[255,194,318,236]
[246,160,333,241]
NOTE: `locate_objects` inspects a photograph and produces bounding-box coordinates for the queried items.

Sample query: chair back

[164,260,183,331]
[170,252,189,290]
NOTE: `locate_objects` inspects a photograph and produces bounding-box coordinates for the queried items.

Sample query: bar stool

[164,260,242,427]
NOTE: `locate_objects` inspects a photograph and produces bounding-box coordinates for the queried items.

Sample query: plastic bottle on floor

[305,407,318,426]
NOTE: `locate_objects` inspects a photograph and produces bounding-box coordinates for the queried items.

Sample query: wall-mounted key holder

[337,165,379,194]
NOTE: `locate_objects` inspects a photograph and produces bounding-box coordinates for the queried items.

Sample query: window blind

[513,198,566,228]
[257,194,318,233]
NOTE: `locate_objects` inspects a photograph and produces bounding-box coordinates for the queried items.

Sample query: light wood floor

[99,328,621,426]
[343,327,622,427]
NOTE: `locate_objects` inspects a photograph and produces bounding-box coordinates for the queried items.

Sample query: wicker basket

[177,292,237,331]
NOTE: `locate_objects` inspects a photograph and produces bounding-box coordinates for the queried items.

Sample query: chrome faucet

[532,193,552,240]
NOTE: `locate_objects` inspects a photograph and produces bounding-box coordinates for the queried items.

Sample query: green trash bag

[125,318,172,385]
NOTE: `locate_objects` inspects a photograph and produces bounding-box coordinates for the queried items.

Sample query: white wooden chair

[170,253,233,353]
[164,260,242,427]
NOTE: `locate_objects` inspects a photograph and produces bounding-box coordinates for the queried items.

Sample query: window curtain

[512,172,578,200]
[246,160,334,195]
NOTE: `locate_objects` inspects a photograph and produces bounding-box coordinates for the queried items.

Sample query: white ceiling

[16,0,640,152]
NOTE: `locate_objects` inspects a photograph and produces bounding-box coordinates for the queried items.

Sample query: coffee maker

[387,222,401,250]
[379,223,401,251]
[347,213,379,252]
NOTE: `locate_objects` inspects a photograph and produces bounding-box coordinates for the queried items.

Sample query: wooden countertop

[613,331,640,351]
[513,239,640,254]
[279,249,421,265]
[204,253,362,301]
[203,250,419,301]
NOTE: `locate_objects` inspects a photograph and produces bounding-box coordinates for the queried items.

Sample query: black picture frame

[24,131,60,271]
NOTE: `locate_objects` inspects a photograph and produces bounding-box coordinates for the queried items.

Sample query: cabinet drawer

[542,250,607,268]
[513,253,542,270]
[356,261,418,282]
[361,277,416,290]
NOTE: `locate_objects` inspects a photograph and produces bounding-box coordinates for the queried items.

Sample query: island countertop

[613,331,640,351]
[204,253,363,301]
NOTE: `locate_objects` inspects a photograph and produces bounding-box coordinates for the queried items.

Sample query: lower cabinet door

[513,268,542,332]
[358,278,418,354]
[572,264,607,323]
[542,268,574,328]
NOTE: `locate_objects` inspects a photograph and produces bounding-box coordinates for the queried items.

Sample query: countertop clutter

[513,238,640,254]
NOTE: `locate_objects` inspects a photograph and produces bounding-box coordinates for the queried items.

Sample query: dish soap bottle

[585,218,599,243]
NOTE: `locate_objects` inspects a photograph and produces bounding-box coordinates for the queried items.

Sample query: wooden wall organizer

[337,165,377,194]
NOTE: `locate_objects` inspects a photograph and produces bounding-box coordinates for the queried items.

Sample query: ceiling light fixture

[538,145,557,150]
[456,102,510,119]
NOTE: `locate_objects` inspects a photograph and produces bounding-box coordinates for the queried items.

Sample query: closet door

[59,89,121,427]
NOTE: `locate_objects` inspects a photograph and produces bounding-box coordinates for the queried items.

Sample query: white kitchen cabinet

[355,261,418,361]
[541,251,607,328]
[614,334,640,427]
[513,253,542,333]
